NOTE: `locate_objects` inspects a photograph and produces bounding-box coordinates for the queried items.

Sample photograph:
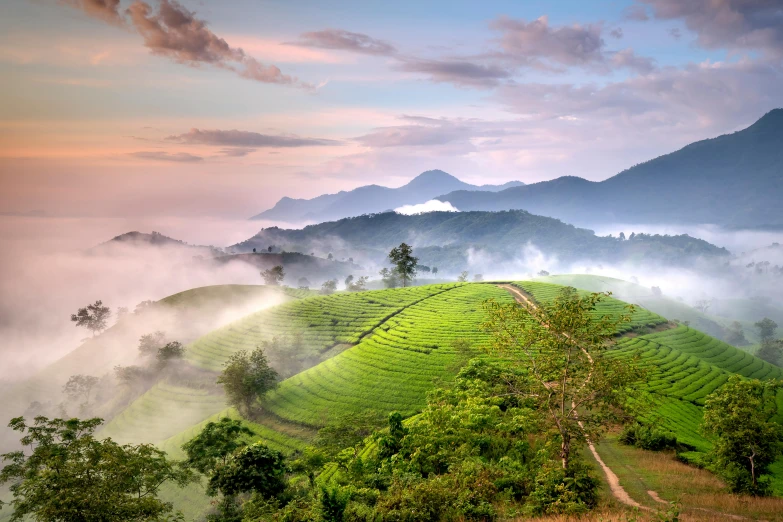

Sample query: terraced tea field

[186,284,457,371]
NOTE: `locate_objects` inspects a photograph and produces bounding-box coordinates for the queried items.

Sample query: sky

[2,0,783,220]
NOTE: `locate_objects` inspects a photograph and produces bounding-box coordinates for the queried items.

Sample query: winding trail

[496,284,645,510]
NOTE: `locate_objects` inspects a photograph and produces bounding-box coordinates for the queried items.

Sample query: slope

[438,109,783,228]
[234,210,728,273]
[251,169,523,223]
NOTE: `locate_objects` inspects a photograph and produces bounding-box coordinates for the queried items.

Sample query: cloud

[129,151,203,162]
[60,0,125,25]
[166,128,341,148]
[395,57,512,87]
[610,27,624,39]
[489,15,656,74]
[292,29,396,55]
[394,200,459,215]
[622,4,650,21]
[638,0,783,57]
[669,27,682,40]
[60,0,312,88]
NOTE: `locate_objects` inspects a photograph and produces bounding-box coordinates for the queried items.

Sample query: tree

[138,330,167,357]
[344,275,354,289]
[182,418,254,478]
[537,270,550,277]
[457,271,469,283]
[70,300,111,336]
[694,299,711,313]
[388,243,418,287]
[701,376,783,495]
[619,232,626,240]
[651,286,662,297]
[379,268,398,288]
[432,267,438,275]
[756,339,783,366]
[156,341,185,369]
[134,300,155,315]
[116,307,129,321]
[0,416,193,521]
[473,274,484,282]
[209,443,287,499]
[62,375,99,408]
[261,265,285,286]
[320,279,337,295]
[482,287,637,470]
[217,348,279,416]
[346,275,368,292]
[297,277,311,290]
[725,321,748,346]
[327,253,334,261]
[253,248,257,253]
[755,317,778,341]
[268,246,273,253]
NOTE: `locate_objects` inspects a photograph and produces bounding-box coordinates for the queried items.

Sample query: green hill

[4,280,783,520]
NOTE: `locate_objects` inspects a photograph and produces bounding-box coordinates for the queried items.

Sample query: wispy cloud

[165,128,342,148]
[129,151,203,162]
[292,29,396,55]
[59,0,314,88]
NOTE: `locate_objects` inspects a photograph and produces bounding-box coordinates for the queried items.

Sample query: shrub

[619,423,678,451]
[525,461,599,516]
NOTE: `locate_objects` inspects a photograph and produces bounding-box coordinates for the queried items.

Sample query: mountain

[251,170,524,223]
[234,210,728,273]
[437,109,783,228]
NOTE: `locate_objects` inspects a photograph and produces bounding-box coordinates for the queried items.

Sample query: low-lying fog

[3,214,783,382]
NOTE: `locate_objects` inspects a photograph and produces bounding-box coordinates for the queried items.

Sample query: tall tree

[70,300,111,336]
[320,279,337,295]
[0,417,193,521]
[388,243,418,288]
[755,317,778,341]
[62,375,99,407]
[217,349,279,416]
[701,376,783,495]
[261,265,285,286]
[482,287,637,470]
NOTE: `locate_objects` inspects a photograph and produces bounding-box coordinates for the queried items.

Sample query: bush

[619,423,678,451]
[525,461,599,516]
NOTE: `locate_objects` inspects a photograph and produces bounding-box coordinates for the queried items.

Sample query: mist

[0,215,298,381]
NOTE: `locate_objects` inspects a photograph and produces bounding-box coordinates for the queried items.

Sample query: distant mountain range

[437,109,783,228]
[251,170,523,223]
[235,210,728,273]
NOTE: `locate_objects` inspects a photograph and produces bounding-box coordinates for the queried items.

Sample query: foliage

[378,267,399,288]
[388,243,418,287]
[297,277,311,290]
[619,423,679,451]
[262,265,286,286]
[701,375,783,495]
[725,321,748,346]
[321,279,338,295]
[756,338,783,367]
[62,374,100,407]
[346,276,369,292]
[182,418,254,476]
[482,286,638,469]
[316,411,386,458]
[217,348,279,416]
[139,330,168,356]
[525,460,599,516]
[0,416,193,521]
[157,341,186,368]
[70,300,111,336]
[755,317,778,340]
[457,271,469,282]
[210,443,287,499]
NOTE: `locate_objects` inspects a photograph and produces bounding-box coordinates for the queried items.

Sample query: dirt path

[496,283,646,510]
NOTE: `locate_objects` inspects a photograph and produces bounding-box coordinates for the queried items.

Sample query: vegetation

[261,265,286,286]
[388,242,418,287]
[702,376,783,495]
[320,279,337,295]
[70,300,111,336]
[0,417,193,521]
[482,287,637,469]
[217,348,279,416]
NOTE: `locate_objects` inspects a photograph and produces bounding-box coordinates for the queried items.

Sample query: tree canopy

[70,300,111,336]
[217,348,279,416]
[388,243,418,287]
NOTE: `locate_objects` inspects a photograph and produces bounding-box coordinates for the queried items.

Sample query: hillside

[206,252,362,285]
[250,170,523,223]
[234,210,729,273]
[4,282,783,520]
[437,109,783,228]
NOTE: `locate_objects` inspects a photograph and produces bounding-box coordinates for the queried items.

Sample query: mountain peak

[403,170,460,188]
[747,108,783,133]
